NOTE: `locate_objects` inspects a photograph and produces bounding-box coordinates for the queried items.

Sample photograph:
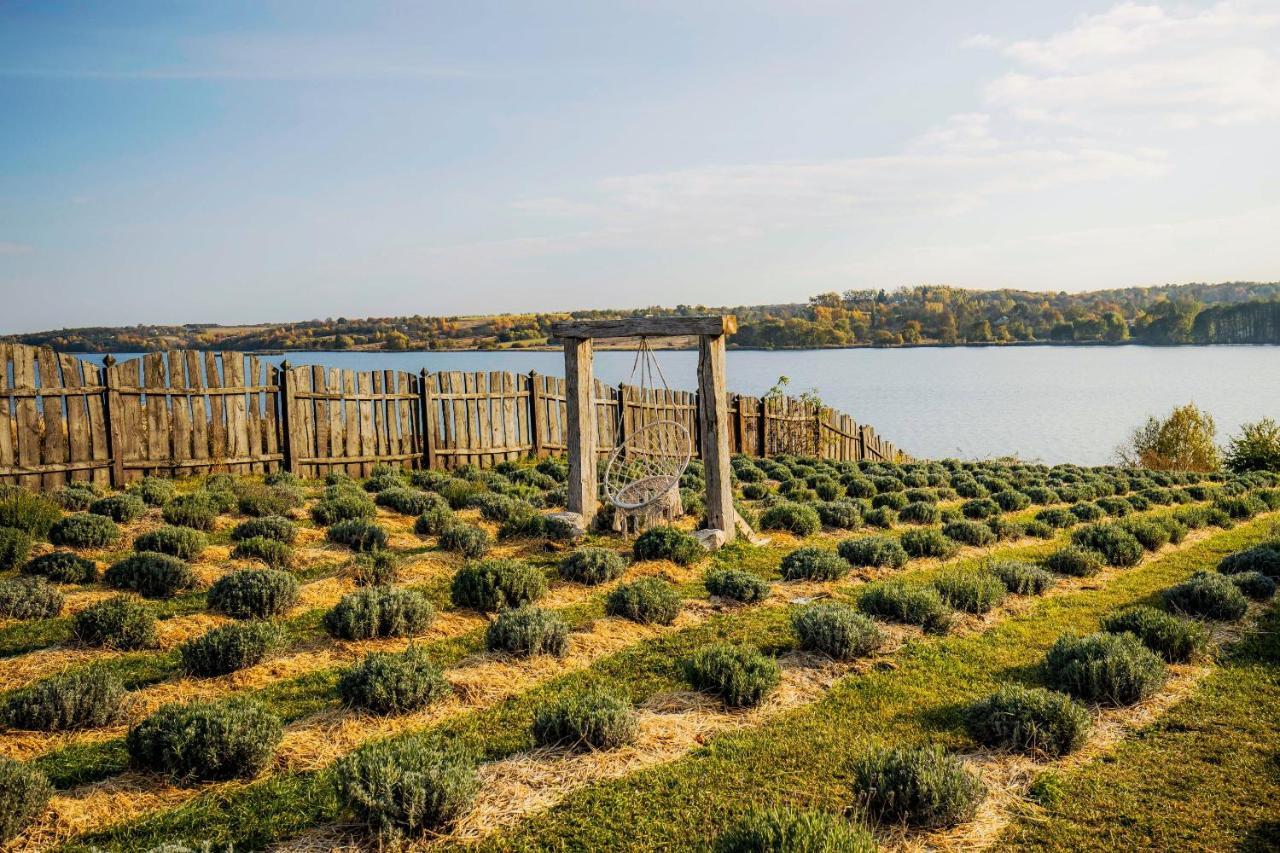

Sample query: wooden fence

[0,344,908,489]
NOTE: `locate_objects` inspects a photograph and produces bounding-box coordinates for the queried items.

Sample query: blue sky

[2,0,1279,333]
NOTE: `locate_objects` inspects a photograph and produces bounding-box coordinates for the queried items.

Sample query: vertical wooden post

[526,370,545,458]
[733,394,746,456]
[697,333,734,542]
[757,396,768,458]
[692,391,703,456]
[277,361,297,475]
[101,355,125,489]
[564,337,597,526]
[420,369,437,470]
[615,381,628,451]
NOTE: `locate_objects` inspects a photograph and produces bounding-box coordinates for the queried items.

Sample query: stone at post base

[544,511,587,541]
[694,527,727,551]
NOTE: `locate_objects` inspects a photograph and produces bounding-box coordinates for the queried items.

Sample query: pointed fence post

[101,355,125,488]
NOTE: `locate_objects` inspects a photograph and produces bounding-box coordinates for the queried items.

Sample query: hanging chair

[603,338,692,512]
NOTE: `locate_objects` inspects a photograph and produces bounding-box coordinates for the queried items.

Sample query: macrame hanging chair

[603,338,692,532]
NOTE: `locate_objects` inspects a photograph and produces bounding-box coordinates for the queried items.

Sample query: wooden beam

[564,337,597,525]
[697,333,734,542]
[551,315,737,340]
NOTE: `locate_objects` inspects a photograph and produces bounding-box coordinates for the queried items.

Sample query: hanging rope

[604,336,692,511]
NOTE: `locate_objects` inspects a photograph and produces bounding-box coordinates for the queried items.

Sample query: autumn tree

[1119,403,1220,471]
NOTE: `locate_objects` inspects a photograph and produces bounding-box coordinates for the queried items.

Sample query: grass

[64,515,1276,851]
[1001,603,1280,852]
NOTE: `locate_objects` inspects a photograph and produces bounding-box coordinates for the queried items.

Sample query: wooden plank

[357,371,375,476]
[551,314,736,339]
[370,371,387,464]
[488,371,503,465]
[339,370,357,477]
[12,347,41,489]
[308,366,329,476]
[698,333,734,540]
[328,368,346,476]
[244,356,264,474]
[35,348,69,489]
[447,371,465,470]
[167,351,192,471]
[564,337,597,524]
[397,371,415,466]
[0,345,16,485]
[419,370,437,469]
[184,352,208,468]
[204,352,227,467]
[262,362,280,474]
[222,352,250,474]
[58,354,91,483]
[143,353,170,475]
[527,371,545,458]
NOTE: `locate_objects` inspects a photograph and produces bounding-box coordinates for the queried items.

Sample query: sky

[2,0,1279,333]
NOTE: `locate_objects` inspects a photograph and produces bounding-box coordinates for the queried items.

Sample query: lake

[80,346,1279,466]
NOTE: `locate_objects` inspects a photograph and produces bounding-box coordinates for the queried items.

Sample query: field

[1,456,1278,851]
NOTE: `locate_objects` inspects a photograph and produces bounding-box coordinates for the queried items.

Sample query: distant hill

[5,281,1280,352]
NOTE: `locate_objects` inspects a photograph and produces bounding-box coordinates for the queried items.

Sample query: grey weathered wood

[564,337,597,524]
[551,315,737,339]
[528,371,545,458]
[101,355,126,487]
[697,333,734,541]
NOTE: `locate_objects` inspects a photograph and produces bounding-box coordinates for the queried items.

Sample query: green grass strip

[1000,604,1280,852]
[65,514,1271,851]
[473,515,1278,851]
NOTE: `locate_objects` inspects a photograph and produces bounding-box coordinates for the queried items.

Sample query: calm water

[81,346,1279,466]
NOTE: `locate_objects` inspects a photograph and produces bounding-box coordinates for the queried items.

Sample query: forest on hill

[6,281,1280,353]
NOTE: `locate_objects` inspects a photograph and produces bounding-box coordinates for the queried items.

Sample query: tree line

[7,281,1280,352]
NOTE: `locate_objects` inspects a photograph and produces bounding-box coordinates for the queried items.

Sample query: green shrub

[966,685,1090,757]
[837,535,908,569]
[941,520,995,547]
[932,571,1006,614]
[230,515,296,544]
[1044,632,1166,706]
[814,499,861,529]
[180,622,284,677]
[858,582,952,633]
[1095,496,1133,517]
[862,507,897,528]
[71,596,156,649]
[1070,523,1145,567]
[1035,508,1076,529]
[485,606,570,657]
[414,506,456,536]
[104,552,196,598]
[338,646,451,714]
[683,643,780,708]
[450,558,547,612]
[437,523,490,559]
[714,807,876,853]
[0,576,64,620]
[1163,571,1249,620]
[988,560,1053,595]
[498,509,576,542]
[961,498,1000,520]
[1119,517,1171,551]
[1022,520,1055,539]
[89,494,145,523]
[134,525,206,560]
[899,501,941,525]
[325,586,435,640]
[1101,605,1208,663]
[436,478,483,510]
[780,546,850,582]
[993,490,1031,512]
[49,512,119,548]
[2,668,126,732]
[350,552,400,587]
[57,483,99,511]
[208,568,300,619]
[532,687,638,750]
[127,698,282,781]
[758,502,822,537]
[1215,494,1265,520]
[161,492,221,531]
[871,491,908,511]
[633,526,703,566]
[1218,544,1280,578]
[792,602,882,660]
[606,577,682,625]
[231,535,293,568]
[334,737,478,840]
[705,568,771,603]
[1231,570,1276,600]
[1043,545,1103,578]
[560,547,626,585]
[852,745,985,829]
[0,756,52,843]
[1069,502,1105,522]
[311,492,376,525]
[0,486,62,538]
[21,550,97,583]
[901,529,960,560]
[375,487,441,517]
[327,519,387,552]
[0,527,32,572]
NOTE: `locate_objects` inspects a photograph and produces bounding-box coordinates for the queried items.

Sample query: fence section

[0,347,909,489]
